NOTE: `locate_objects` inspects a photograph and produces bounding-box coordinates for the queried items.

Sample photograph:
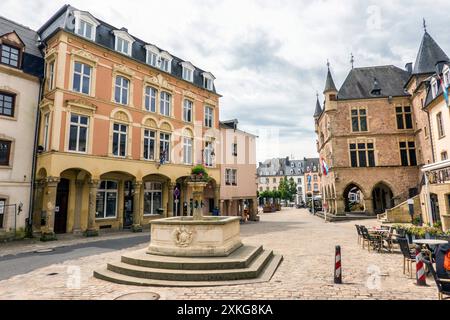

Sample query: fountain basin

[147,216,242,257]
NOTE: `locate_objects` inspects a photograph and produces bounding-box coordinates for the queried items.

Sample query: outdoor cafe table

[413,239,449,246]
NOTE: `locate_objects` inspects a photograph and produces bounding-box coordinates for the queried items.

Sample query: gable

[0,31,25,49]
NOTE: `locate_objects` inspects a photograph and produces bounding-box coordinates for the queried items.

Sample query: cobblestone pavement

[0,209,439,300]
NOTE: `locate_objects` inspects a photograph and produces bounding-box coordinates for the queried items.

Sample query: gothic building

[315,26,450,230]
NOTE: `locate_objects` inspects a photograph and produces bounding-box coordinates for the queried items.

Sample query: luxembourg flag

[439,76,450,107]
[321,158,329,176]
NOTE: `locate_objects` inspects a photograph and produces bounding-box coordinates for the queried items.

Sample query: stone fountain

[94,175,282,287]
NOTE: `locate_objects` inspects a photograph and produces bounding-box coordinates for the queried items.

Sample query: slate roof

[37,5,218,94]
[0,16,44,78]
[0,15,42,58]
[337,65,410,100]
[324,68,337,93]
[314,96,322,117]
[413,32,449,75]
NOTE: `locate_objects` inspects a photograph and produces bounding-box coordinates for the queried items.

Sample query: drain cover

[115,292,160,300]
[35,249,55,253]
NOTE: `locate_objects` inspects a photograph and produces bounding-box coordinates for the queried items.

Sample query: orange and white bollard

[334,246,342,284]
[415,245,426,286]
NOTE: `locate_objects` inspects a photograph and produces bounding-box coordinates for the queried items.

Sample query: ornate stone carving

[71,49,99,64]
[144,118,158,128]
[173,226,194,247]
[114,111,129,122]
[183,90,196,99]
[144,75,159,86]
[160,122,172,132]
[67,99,97,115]
[205,98,216,106]
[114,64,135,77]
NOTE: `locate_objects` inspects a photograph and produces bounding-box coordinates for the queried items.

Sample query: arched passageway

[372,183,394,214]
[343,184,365,213]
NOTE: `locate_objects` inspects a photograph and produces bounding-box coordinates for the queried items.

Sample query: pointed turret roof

[314,94,322,118]
[324,63,337,93]
[413,31,449,75]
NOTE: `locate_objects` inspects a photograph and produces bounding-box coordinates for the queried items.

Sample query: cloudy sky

[2,0,450,162]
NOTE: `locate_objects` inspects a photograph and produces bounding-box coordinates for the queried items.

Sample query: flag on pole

[321,158,329,176]
[438,75,450,107]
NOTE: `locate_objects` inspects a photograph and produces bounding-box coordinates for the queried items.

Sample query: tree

[288,177,298,202]
[278,178,289,201]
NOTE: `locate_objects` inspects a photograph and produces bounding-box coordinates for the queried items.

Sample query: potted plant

[190,165,210,182]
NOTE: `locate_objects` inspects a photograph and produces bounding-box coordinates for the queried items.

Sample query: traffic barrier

[334,245,342,284]
[415,245,427,286]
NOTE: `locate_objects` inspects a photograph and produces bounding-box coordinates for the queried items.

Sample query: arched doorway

[430,193,441,224]
[54,178,70,234]
[343,184,365,213]
[372,183,394,215]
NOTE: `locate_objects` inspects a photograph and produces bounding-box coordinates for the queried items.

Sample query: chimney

[405,62,413,74]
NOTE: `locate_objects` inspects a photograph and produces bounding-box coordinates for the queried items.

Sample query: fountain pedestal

[147,181,242,257]
[94,179,282,287]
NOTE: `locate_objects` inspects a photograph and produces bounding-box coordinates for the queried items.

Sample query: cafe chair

[423,260,450,300]
[398,237,416,278]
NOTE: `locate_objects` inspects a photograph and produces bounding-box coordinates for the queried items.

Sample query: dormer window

[73,11,99,41]
[159,51,172,73]
[444,66,450,88]
[181,62,195,82]
[145,45,159,67]
[1,44,20,68]
[202,72,215,91]
[113,30,134,56]
[431,78,438,99]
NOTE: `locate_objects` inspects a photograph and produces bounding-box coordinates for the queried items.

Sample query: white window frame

[43,113,50,151]
[202,72,215,91]
[159,51,172,73]
[73,11,99,41]
[115,76,130,105]
[68,114,89,153]
[431,78,438,98]
[160,91,171,117]
[143,129,156,160]
[183,137,193,165]
[231,169,237,186]
[112,123,128,158]
[145,86,157,112]
[145,45,160,67]
[204,106,214,128]
[96,180,118,219]
[183,99,193,122]
[72,61,92,95]
[160,132,171,162]
[48,61,55,90]
[113,30,134,56]
[181,61,195,82]
[144,182,163,216]
[205,141,214,167]
[444,66,450,87]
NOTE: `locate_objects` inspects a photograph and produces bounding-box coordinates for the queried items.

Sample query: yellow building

[33,5,221,239]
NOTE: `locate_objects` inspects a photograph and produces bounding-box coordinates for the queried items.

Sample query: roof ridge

[0,15,38,34]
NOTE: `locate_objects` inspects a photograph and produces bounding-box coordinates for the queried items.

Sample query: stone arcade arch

[343,183,366,213]
[371,182,394,215]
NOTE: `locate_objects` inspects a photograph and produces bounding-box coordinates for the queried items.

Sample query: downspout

[27,38,47,237]
[422,88,435,226]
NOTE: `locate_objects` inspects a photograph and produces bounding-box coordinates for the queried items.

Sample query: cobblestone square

[0,209,439,300]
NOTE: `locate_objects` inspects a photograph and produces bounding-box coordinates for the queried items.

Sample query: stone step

[121,245,264,270]
[106,249,274,282]
[93,254,283,287]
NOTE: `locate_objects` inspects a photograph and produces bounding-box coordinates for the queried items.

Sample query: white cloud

[2,0,450,162]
